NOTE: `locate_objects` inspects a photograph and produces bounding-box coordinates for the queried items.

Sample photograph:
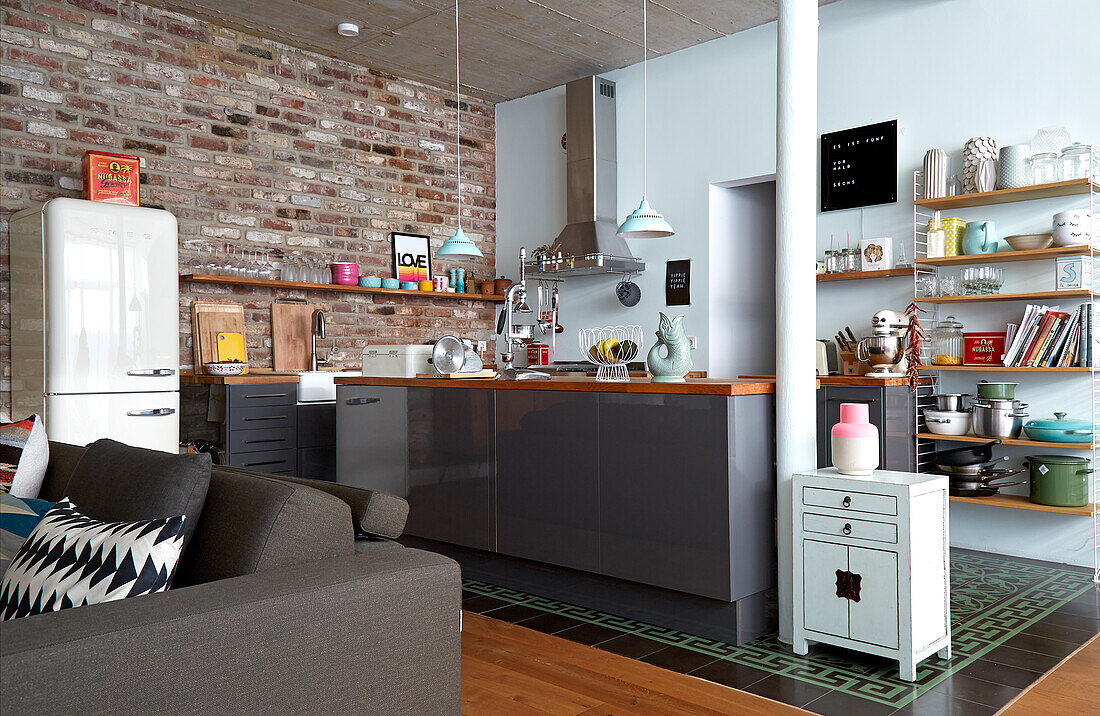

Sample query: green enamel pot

[1023,455,1092,508]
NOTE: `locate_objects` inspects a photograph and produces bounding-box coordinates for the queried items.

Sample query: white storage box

[1055,255,1093,290]
[361,344,434,378]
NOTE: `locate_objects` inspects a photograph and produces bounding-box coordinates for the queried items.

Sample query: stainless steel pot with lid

[971,399,1028,439]
[933,393,970,411]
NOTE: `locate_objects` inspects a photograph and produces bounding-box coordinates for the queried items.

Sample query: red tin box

[963,332,1006,366]
[527,342,549,366]
[83,151,140,206]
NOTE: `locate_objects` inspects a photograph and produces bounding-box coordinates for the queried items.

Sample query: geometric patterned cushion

[0,493,56,578]
[0,499,185,620]
[0,415,49,498]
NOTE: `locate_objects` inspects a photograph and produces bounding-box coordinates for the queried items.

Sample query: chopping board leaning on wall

[191,301,248,374]
[272,301,318,371]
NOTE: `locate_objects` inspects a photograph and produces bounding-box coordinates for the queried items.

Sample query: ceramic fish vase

[647,313,692,383]
[962,221,998,255]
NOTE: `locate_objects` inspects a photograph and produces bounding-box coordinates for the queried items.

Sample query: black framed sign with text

[820,119,897,212]
[665,259,691,306]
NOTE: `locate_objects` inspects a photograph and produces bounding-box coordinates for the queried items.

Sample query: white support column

[775,0,818,644]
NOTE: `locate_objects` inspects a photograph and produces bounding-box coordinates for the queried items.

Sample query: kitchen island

[334,375,776,644]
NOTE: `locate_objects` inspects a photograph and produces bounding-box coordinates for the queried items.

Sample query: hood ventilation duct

[528,76,644,277]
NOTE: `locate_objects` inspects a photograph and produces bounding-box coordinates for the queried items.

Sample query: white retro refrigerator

[10,198,180,453]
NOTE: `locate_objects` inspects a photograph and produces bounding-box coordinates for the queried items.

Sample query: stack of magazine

[1002,304,1094,367]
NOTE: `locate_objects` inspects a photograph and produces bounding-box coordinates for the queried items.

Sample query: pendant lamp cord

[642,0,647,201]
[455,0,462,231]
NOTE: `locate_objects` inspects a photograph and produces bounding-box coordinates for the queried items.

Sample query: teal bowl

[401,281,418,291]
[381,278,399,289]
[359,276,382,288]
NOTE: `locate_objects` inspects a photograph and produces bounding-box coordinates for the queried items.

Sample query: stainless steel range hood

[531,76,644,277]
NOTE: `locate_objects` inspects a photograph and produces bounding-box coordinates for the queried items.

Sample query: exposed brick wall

[0,0,498,412]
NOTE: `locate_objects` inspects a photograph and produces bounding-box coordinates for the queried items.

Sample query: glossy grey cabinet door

[404,387,492,551]
[495,390,599,572]
[336,385,407,498]
[597,394,734,600]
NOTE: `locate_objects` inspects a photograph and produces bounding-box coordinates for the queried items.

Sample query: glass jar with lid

[840,247,859,272]
[1029,152,1060,185]
[931,315,964,366]
[1060,143,1095,182]
[824,250,840,273]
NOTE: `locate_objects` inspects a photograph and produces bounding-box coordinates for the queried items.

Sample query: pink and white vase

[831,403,879,476]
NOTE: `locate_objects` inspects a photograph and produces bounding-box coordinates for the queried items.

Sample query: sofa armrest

[272,474,410,539]
[1,548,459,715]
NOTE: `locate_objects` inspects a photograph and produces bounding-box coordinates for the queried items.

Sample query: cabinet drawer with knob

[803,513,898,544]
[802,486,898,516]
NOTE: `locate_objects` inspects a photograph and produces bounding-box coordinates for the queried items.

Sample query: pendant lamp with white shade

[617,0,674,239]
[436,0,483,259]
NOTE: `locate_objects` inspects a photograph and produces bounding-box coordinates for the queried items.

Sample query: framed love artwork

[390,232,433,283]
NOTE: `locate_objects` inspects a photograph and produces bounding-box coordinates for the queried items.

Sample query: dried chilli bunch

[904,301,927,392]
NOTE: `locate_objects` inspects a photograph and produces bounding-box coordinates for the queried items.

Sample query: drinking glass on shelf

[916,274,938,297]
[283,256,298,282]
[940,275,960,296]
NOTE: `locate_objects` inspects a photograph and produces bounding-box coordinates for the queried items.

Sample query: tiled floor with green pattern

[463,550,1097,713]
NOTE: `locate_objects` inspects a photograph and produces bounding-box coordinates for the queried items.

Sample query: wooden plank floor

[461,612,806,715]
[998,634,1100,716]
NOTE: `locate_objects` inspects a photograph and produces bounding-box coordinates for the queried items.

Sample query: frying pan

[950,476,1026,496]
[931,440,1001,467]
[934,457,1009,475]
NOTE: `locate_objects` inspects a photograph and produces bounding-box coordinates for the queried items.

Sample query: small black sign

[821,119,897,212]
[665,259,691,306]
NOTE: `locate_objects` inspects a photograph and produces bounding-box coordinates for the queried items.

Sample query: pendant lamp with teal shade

[617,0,674,239]
[437,0,483,259]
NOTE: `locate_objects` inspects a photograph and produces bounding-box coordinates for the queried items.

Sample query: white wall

[495,0,1100,567]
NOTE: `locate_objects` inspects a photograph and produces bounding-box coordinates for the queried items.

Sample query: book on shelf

[1001,303,1093,368]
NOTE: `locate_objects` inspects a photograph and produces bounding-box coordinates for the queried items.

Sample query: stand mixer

[496,247,550,380]
[855,309,909,377]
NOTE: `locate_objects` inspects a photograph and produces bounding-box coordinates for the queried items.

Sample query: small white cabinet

[793,469,951,681]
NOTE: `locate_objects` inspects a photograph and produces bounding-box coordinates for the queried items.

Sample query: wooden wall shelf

[180,274,506,302]
[949,493,1094,517]
[914,179,1096,210]
[918,245,1092,267]
[918,365,1091,373]
[817,268,913,282]
[917,289,1092,304]
[916,432,1093,450]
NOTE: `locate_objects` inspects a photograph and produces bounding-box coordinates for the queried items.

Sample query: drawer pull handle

[243,459,287,467]
[346,397,381,405]
[842,496,852,508]
[242,438,286,445]
[243,415,287,421]
[244,393,288,399]
[835,570,862,602]
[127,368,175,376]
[842,523,852,535]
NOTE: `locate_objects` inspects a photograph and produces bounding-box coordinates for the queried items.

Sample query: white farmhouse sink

[267,369,360,403]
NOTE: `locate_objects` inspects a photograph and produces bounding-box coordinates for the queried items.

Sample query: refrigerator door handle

[127,368,176,376]
[126,408,176,416]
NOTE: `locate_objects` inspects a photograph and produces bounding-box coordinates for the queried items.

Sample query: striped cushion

[0,416,49,498]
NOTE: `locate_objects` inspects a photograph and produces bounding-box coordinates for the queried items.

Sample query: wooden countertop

[739,374,912,387]
[334,375,776,396]
[180,368,355,385]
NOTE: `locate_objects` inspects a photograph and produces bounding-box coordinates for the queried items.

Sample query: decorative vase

[997,144,1030,189]
[831,403,879,476]
[963,137,998,193]
[646,313,692,383]
[922,149,948,199]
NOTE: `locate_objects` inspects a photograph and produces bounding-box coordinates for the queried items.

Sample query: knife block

[840,350,872,376]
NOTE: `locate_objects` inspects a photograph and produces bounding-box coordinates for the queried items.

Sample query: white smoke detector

[337,22,359,37]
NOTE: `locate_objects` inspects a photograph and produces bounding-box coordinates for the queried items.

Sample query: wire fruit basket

[578,325,642,382]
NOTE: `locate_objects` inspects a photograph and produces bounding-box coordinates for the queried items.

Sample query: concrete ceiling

[149,1,839,102]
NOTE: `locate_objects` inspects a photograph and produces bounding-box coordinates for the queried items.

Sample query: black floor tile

[640,645,719,674]
[1003,632,1081,659]
[1056,589,1100,619]
[481,603,547,623]
[461,595,511,613]
[929,673,1021,709]
[554,621,628,646]
[956,658,1044,690]
[743,674,834,708]
[891,689,997,716]
[688,659,772,690]
[980,644,1063,673]
[595,633,667,660]
[514,611,583,635]
[805,689,898,716]
[1021,620,1098,646]
[1042,608,1100,632]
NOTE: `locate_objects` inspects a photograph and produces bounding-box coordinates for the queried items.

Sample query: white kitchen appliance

[10,198,180,452]
[361,344,434,378]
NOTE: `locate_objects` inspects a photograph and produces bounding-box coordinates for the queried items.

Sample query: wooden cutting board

[272,302,315,371]
[191,301,247,374]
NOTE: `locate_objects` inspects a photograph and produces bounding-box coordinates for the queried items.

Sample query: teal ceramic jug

[962,221,998,255]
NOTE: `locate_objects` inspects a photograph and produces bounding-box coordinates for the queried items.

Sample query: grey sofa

[0,442,461,715]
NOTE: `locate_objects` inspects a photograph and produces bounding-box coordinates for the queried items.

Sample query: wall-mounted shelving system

[180,274,506,302]
[816,268,915,282]
[911,169,1099,583]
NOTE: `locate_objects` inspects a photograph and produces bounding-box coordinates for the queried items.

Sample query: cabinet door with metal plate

[496,390,599,572]
[405,387,492,551]
[336,386,407,498]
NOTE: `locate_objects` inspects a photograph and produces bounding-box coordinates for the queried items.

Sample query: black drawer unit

[297,404,336,481]
[224,382,298,471]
